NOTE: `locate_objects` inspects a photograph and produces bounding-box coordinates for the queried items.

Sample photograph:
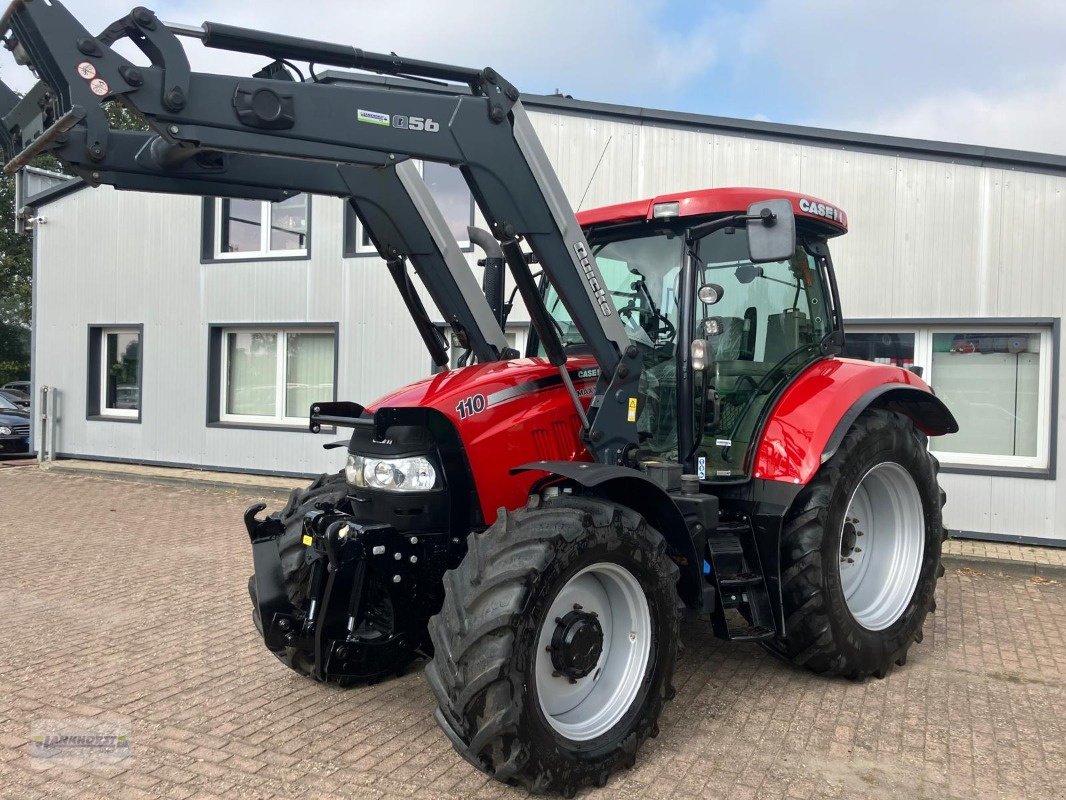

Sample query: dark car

[0,388,30,409]
[0,393,30,453]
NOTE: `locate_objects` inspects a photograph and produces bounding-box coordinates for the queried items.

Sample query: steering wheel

[619,301,676,343]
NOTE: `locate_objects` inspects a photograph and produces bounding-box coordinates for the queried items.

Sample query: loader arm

[29,126,511,365]
[0,0,641,464]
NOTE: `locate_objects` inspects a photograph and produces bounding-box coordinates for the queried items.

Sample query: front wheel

[768,408,946,679]
[426,496,680,796]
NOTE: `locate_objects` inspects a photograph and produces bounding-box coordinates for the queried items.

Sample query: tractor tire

[767,408,946,679]
[249,471,418,684]
[426,495,680,796]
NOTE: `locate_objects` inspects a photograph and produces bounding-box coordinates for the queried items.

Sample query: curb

[941,553,1066,580]
[39,464,295,501]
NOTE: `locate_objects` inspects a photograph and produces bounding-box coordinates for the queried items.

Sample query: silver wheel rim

[839,461,925,631]
[534,562,652,741]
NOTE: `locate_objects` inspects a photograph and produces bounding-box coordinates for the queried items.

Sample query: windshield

[543,229,685,457]
[695,228,831,478]
[0,394,19,411]
[545,232,683,349]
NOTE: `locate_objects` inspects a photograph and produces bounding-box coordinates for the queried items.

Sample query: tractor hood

[366,356,600,522]
[368,356,599,419]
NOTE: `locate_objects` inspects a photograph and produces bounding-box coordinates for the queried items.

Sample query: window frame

[845,317,1059,479]
[207,323,338,431]
[86,324,143,423]
[432,324,528,373]
[343,161,476,258]
[202,195,312,263]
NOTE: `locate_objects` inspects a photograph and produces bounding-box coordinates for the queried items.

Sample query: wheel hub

[550,608,604,680]
[535,562,652,741]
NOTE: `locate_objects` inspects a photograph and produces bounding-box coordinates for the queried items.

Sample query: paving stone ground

[0,468,1063,800]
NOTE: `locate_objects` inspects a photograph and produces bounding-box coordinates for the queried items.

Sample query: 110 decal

[455,394,486,419]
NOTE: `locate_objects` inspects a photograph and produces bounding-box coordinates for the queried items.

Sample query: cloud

[832,66,1066,154]
[2,1,1063,156]
[0,0,720,107]
[729,0,1066,154]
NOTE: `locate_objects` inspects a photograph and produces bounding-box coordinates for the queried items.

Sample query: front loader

[1,1,960,794]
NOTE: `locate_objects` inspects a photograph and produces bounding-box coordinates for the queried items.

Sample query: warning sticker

[89,78,110,97]
[301,534,313,547]
[76,61,96,79]
[626,397,638,423]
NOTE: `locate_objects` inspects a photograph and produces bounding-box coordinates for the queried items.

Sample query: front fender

[512,461,703,608]
[753,358,958,485]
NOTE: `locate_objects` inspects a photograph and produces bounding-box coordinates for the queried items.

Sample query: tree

[0,167,32,329]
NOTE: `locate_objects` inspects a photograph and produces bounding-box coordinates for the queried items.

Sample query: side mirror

[746,199,796,263]
[734,264,763,285]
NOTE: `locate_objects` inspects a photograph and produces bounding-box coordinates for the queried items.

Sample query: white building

[24,74,1066,546]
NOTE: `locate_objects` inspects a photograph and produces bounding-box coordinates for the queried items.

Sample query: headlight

[345,453,440,492]
[0,426,11,436]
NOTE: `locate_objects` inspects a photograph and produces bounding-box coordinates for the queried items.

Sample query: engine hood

[365,355,600,524]
[367,355,600,420]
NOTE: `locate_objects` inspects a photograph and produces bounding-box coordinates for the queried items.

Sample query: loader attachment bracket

[246,502,445,683]
[309,401,373,434]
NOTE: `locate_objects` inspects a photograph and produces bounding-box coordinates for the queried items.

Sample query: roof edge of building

[23,176,86,209]
[321,70,1066,175]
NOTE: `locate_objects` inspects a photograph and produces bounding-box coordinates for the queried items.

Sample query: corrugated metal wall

[32,102,1066,541]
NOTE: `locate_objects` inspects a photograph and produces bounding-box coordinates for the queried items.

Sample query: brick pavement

[943,538,1066,571]
[0,468,1063,800]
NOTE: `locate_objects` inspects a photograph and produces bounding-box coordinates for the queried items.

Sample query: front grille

[11,424,29,436]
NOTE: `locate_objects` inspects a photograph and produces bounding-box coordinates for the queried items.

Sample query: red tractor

[1,2,957,794]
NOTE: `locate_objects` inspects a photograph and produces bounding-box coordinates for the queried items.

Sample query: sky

[2,0,1064,155]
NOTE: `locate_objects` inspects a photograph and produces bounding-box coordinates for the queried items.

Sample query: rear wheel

[768,409,945,678]
[249,471,418,683]
[426,496,680,795]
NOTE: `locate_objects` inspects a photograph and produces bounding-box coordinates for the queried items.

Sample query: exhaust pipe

[467,226,506,327]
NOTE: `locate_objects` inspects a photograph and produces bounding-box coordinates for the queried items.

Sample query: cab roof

[576,187,848,236]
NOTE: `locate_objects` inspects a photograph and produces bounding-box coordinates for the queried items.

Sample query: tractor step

[727,625,774,642]
[705,519,777,642]
[718,572,763,590]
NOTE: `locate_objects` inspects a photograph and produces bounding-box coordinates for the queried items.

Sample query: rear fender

[823,385,958,464]
[753,359,959,486]
[513,461,703,608]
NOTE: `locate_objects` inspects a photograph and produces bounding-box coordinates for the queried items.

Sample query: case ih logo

[798,197,846,226]
[574,242,613,317]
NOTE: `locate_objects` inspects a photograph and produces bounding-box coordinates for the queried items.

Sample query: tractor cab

[546,189,848,480]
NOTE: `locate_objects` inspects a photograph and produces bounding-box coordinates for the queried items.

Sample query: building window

[844,322,1056,473]
[931,331,1045,461]
[214,327,335,425]
[437,326,527,371]
[87,326,142,421]
[210,194,309,259]
[343,162,474,257]
[840,331,917,370]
